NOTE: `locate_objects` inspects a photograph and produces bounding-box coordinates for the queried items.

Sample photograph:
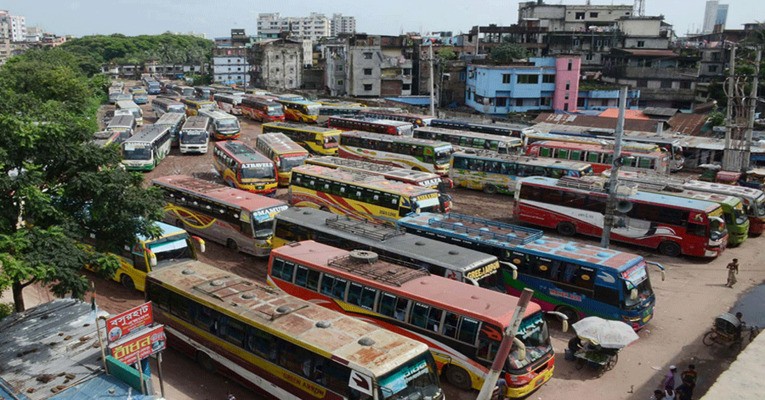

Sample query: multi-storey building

[703,0,729,34]
[212,47,249,86]
[257,13,331,41]
[249,38,303,90]
[9,14,24,42]
[331,14,356,36]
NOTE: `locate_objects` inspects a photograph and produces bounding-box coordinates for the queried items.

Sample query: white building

[331,13,356,36]
[9,15,25,42]
[257,12,331,41]
[212,47,250,86]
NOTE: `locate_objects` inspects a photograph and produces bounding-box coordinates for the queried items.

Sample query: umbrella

[571,316,639,349]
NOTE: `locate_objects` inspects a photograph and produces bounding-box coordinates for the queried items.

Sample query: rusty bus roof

[272,241,540,323]
[291,164,438,197]
[152,175,286,211]
[148,261,428,377]
[341,130,452,148]
[306,156,442,184]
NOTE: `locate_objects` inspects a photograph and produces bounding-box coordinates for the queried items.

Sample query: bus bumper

[506,362,554,398]
[727,231,748,246]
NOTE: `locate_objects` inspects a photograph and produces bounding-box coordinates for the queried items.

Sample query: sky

[2,0,760,39]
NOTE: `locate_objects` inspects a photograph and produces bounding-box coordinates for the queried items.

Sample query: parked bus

[254,132,309,186]
[155,112,186,147]
[193,86,214,100]
[306,156,449,191]
[268,240,555,397]
[522,131,685,172]
[358,110,434,127]
[275,97,321,123]
[171,85,195,98]
[85,221,204,292]
[91,130,125,148]
[178,115,211,154]
[147,261,444,400]
[414,126,523,155]
[289,164,444,223]
[318,102,367,116]
[213,140,277,196]
[152,97,186,117]
[261,122,340,155]
[115,100,144,126]
[240,95,285,122]
[108,87,123,104]
[430,119,529,137]
[339,131,453,176]
[272,207,500,288]
[199,109,241,140]
[181,97,216,116]
[121,124,173,171]
[514,176,728,257]
[213,93,243,115]
[328,116,414,136]
[131,89,149,105]
[683,180,765,235]
[397,212,664,329]
[106,114,136,139]
[525,140,670,175]
[449,150,594,195]
[145,79,161,95]
[153,175,287,256]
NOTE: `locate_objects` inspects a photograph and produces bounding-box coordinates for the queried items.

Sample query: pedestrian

[676,381,693,400]
[664,388,676,400]
[660,365,677,391]
[680,364,698,398]
[651,389,665,400]
[725,258,739,287]
[495,377,508,400]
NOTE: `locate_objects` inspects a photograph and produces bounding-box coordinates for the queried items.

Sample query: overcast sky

[2,0,759,39]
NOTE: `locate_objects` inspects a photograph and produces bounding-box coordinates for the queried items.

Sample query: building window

[517,75,539,84]
[567,60,573,71]
[403,68,412,75]
[590,12,599,18]
[502,74,511,84]
[708,65,718,73]
[680,81,692,89]
[496,97,507,107]
[564,103,569,111]
[364,68,372,75]
[661,80,672,89]
[403,84,411,90]
[575,12,585,20]
[637,40,645,48]
[585,54,594,61]
[577,98,586,107]
[363,52,373,59]
[636,79,648,87]
[565,80,571,90]
[573,39,580,47]
[337,80,344,85]
[338,65,344,71]
[543,74,555,83]
[565,94,569,100]
[363,84,373,91]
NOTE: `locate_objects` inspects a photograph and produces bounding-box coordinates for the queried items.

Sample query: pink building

[552,55,581,112]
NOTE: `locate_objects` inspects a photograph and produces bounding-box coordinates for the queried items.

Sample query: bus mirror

[545,311,568,332]
[646,261,666,281]
[148,251,157,268]
[562,319,569,333]
[193,236,206,253]
[500,261,518,280]
[630,288,638,301]
[661,270,666,281]
[512,337,526,361]
[465,277,479,287]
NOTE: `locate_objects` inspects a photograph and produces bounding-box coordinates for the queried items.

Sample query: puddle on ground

[730,283,765,328]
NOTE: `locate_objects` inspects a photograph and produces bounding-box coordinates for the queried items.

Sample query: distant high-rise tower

[702,0,728,34]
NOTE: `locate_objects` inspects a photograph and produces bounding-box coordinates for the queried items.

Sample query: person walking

[725,258,739,287]
[660,365,677,392]
[680,364,698,399]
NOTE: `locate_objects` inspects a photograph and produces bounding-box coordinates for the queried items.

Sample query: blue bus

[396,212,665,330]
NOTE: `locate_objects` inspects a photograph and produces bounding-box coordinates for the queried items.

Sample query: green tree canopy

[436,47,458,61]
[0,49,164,311]
[490,43,529,64]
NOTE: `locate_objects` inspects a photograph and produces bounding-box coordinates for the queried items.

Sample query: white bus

[121,124,173,171]
[179,116,211,154]
[152,97,186,117]
[155,112,186,147]
[199,109,241,140]
[213,93,243,115]
[115,100,144,126]
[106,114,136,139]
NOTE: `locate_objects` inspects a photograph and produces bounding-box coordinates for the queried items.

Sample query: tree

[436,47,458,61]
[0,49,164,311]
[490,44,528,64]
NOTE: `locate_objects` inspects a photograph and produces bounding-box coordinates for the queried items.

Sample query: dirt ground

[4,97,764,400]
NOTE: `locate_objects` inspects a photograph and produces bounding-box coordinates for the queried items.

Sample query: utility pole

[743,47,761,170]
[600,86,628,249]
[429,44,436,116]
[722,45,737,170]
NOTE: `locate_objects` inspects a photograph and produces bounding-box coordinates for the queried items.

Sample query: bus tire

[197,351,216,373]
[556,222,576,236]
[556,306,579,325]
[483,184,498,195]
[226,239,238,251]
[120,275,135,290]
[658,241,681,257]
[444,365,472,390]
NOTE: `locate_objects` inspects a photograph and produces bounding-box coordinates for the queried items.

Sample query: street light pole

[600,86,628,249]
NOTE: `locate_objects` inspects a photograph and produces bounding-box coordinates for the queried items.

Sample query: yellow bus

[213,140,278,196]
[289,164,443,224]
[85,221,205,292]
[254,132,309,186]
[274,96,321,123]
[146,261,444,400]
[261,121,341,155]
[181,97,217,116]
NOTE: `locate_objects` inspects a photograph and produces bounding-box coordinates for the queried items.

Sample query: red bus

[525,140,670,175]
[514,176,728,257]
[240,95,285,122]
[358,109,434,127]
[267,240,556,398]
[327,116,414,136]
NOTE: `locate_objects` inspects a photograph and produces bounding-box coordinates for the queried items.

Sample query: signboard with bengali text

[108,324,166,365]
[106,302,153,343]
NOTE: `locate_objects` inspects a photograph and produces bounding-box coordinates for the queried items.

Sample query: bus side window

[457,317,480,345]
[320,274,336,297]
[245,326,276,361]
[409,303,430,329]
[360,286,377,310]
[294,265,309,287]
[347,282,363,305]
[271,258,295,282]
[219,317,246,347]
[306,269,321,291]
[443,312,460,338]
[193,303,220,333]
[168,291,192,322]
[332,277,348,300]
[427,307,444,333]
[378,292,398,319]
[132,250,150,272]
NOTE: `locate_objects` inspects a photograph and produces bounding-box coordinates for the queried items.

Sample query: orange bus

[267,240,556,398]
[240,95,285,122]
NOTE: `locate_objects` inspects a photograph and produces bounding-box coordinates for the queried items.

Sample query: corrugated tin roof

[384,96,432,106]
[533,112,661,133]
[668,113,708,136]
[642,107,679,117]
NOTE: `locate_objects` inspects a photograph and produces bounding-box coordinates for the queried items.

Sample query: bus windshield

[623,262,653,309]
[279,155,307,172]
[123,144,152,160]
[378,352,441,400]
[755,196,765,217]
[241,164,275,180]
[435,148,452,165]
[734,203,749,225]
[509,312,551,370]
[323,136,338,148]
[217,119,239,129]
[148,235,194,268]
[709,214,727,241]
[268,105,284,116]
[414,196,441,213]
[306,104,321,116]
[181,131,208,144]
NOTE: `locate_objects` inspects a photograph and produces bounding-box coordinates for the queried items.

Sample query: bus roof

[683,180,765,201]
[307,156,442,182]
[181,98,215,105]
[522,176,723,212]
[156,112,185,125]
[215,141,272,165]
[341,131,452,148]
[123,124,171,144]
[200,110,236,120]
[292,164,438,197]
[276,98,319,106]
[453,149,592,169]
[532,140,662,154]
[263,121,342,134]
[669,190,741,207]
[107,115,135,128]
[397,212,646,271]
[415,126,523,144]
[152,175,286,212]
[115,100,139,109]
[273,240,540,322]
[277,207,498,273]
[524,131,661,149]
[149,261,428,376]
[330,116,414,128]
[152,97,183,106]
[256,132,309,155]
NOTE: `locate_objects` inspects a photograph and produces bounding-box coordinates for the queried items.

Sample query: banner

[106,302,153,343]
[109,325,166,366]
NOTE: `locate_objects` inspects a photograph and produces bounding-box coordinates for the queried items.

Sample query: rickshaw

[567,317,638,375]
[702,312,760,349]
